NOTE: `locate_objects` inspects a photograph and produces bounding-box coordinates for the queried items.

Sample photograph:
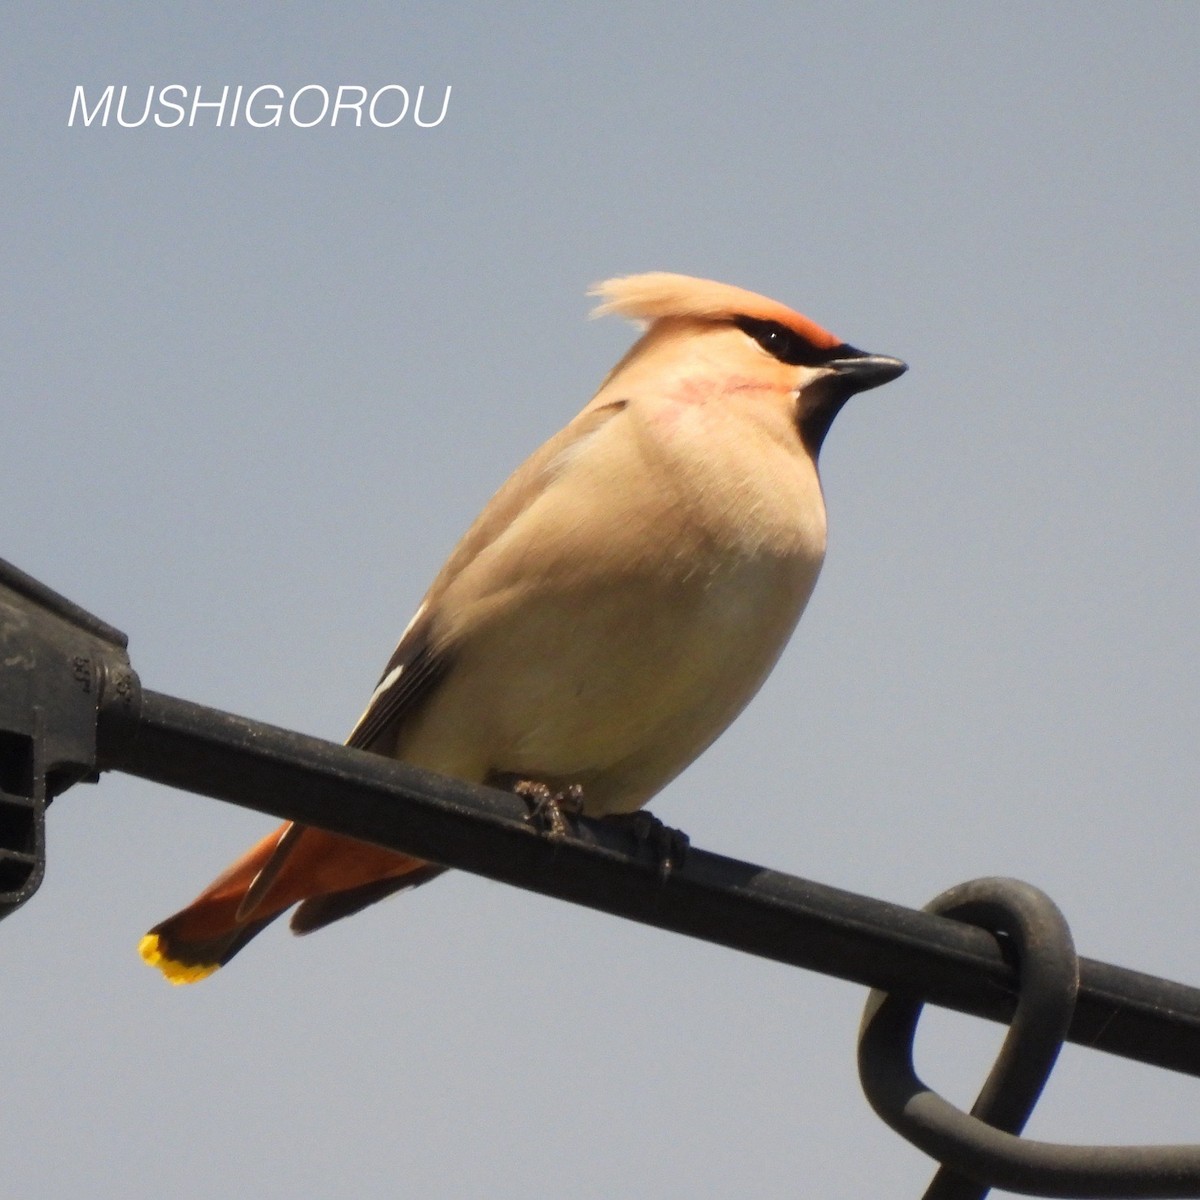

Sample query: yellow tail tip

[138,933,220,985]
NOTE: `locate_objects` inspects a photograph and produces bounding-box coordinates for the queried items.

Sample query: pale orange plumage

[588,272,842,350]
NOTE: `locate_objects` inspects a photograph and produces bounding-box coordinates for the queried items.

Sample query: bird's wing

[418,399,629,599]
[236,399,630,921]
[349,396,630,751]
[344,604,448,751]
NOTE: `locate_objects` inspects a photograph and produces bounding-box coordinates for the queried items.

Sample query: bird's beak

[826,349,908,395]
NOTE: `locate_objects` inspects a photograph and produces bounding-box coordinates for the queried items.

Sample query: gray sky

[4,4,1198,1197]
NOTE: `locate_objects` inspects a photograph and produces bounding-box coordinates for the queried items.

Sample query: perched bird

[140,272,906,983]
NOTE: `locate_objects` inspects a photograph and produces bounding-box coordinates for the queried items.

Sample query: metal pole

[100,687,1200,1079]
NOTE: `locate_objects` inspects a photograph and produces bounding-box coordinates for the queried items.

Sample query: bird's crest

[589,272,841,352]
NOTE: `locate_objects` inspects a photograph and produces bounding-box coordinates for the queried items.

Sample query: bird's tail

[139,823,443,984]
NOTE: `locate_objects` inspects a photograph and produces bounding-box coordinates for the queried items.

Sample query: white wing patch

[346,602,449,751]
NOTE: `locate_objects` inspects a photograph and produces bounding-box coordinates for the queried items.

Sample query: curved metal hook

[858,877,1200,1198]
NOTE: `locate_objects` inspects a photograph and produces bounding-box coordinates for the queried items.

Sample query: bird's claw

[500,777,687,879]
[511,779,585,840]
[603,810,689,880]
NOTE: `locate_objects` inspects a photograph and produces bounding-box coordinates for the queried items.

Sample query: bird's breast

[430,537,824,814]
[629,389,829,563]
[398,389,830,812]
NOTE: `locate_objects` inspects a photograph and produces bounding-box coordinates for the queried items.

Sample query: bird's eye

[734,316,836,367]
[744,320,798,360]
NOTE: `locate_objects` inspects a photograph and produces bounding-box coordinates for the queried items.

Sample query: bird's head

[590,272,907,456]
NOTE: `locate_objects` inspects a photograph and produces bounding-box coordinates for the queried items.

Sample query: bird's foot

[603,810,689,880]
[508,778,585,840]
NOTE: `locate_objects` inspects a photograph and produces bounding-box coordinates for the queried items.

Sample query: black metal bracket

[0,559,138,921]
[2,557,1199,1194]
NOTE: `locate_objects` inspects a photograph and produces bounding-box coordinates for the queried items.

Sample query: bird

[139,271,906,983]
